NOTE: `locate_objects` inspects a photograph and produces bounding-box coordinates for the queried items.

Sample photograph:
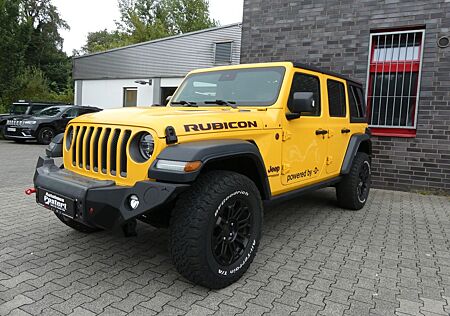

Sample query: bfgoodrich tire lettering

[336,152,371,210]
[170,171,263,289]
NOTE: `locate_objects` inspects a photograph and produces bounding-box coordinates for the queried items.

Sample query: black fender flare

[149,139,271,199]
[341,133,372,175]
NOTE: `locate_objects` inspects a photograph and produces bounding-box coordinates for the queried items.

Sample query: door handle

[341,128,351,134]
[315,129,328,136]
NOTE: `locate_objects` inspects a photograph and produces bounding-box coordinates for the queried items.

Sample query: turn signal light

[184,161,202,172]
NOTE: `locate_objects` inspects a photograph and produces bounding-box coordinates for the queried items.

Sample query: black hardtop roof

[292,62,363,87]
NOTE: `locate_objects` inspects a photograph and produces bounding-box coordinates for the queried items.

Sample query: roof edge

[74,23,242,60]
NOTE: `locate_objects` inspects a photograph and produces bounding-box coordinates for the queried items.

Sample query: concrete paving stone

[1,141,450,316]
[139,292,177,312]
[292,301,324,315]
[0,272,37,288]
[7,308,33,316]
[20,293,63,315]
[0,295,34,316]
[81,292,122,314]
[51,293,94,314]
[320,300,349,316]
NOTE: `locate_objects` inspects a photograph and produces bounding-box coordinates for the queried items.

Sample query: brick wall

[241,0,450,192]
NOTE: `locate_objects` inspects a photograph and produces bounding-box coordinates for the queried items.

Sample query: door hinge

[281,164,290,175]
[282,130,291,141]
[326,156,333,165]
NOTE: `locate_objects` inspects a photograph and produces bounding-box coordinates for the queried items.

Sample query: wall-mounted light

[438,36,449,48]
[135,79,153,85]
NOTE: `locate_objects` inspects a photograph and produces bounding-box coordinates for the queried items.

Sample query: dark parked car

[4,105,102,144]
[0,101,66,137]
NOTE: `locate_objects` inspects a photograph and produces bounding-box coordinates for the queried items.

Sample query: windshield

[10,104,28,115]
[35,106,65,117]
[171,67,286,106]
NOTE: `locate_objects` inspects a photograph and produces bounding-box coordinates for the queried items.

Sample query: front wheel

[37,127,55,145]
[170,171,263,289]
[336,152,371,210]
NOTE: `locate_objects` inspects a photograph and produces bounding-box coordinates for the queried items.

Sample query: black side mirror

[287,92,316,120]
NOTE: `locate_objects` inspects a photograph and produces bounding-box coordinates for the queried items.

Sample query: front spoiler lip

[33,156,189,230]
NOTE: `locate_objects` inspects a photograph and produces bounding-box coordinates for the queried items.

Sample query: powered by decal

[287,167,319,182]
[43,192,67,212]
[184,121,258,132]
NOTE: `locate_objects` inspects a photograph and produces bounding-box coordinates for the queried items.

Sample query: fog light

[129,195,140,210]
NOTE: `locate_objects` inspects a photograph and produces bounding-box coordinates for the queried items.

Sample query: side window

[64,108,79,118]
[288,73,321,116]
[349,85,366,122]
[30,105,48,114]
[327,80,346,117]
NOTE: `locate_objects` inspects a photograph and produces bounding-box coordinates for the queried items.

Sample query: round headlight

[139,133,154,160]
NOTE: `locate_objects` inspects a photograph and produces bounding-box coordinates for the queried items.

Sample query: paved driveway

[0,140,449,316]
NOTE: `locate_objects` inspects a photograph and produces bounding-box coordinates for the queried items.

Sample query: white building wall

[79,79,154,109]
[161,78,184,87]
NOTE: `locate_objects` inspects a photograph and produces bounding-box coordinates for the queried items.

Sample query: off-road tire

[170,171,263,289]
[55,213,102,233]
[37,126,55,145]
[336,152,371,210]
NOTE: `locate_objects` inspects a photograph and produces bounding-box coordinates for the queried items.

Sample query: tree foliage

[0,0,72,113]
[82,0,217,54]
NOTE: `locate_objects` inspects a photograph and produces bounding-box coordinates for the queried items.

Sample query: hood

[4,114,33,123]
[71,107,278,137]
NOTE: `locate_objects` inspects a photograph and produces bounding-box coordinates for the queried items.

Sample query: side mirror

[287,92,315,120]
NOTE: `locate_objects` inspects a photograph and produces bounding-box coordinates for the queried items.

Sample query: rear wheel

[336,152,371,210]
[55,213,102,233]
[170,171,263,289]
[37,127,55,145]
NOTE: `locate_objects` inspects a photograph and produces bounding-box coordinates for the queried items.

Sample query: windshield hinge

[165,126,178,144]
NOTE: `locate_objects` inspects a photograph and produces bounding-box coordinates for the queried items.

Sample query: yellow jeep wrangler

[33,62,371,288]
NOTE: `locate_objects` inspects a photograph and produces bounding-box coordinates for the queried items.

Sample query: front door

[281,71,328,187]
[325,78,351,175]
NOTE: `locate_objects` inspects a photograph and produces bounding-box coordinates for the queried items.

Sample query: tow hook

[25,188,36,195]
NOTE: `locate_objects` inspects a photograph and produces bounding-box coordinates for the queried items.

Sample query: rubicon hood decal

[184,121,258,132]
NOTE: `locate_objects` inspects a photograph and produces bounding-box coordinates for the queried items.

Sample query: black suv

[4,105,102,144]
[0,101,64,137]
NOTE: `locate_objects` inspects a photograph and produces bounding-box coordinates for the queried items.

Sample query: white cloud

[53,0,243,54]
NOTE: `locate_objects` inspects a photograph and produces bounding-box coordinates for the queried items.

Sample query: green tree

[82,0,217,54]
[0,0,28,111]
[0,0,72,113]
[21,0,71,93]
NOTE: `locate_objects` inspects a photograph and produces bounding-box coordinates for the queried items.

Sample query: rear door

[325,78,351,175]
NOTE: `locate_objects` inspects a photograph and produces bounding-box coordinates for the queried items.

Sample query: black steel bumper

[33,156,189,230]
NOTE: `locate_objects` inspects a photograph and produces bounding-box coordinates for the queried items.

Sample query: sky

[53,0,244,54]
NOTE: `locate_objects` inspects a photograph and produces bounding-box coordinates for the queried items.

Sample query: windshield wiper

[204,100,238,109]
[171,100,198,107]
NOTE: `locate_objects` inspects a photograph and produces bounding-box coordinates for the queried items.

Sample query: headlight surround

[138,133,154,160]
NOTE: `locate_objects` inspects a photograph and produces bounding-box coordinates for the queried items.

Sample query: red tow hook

[25,188,36,195]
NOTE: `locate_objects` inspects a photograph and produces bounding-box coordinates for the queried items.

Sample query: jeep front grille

[68,125,133,178]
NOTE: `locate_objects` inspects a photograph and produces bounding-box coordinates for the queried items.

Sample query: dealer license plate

[37,189,76,218]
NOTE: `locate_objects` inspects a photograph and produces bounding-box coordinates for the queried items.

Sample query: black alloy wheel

[212,199,252,266]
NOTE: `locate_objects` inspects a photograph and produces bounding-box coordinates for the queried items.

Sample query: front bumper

[4,126,36,140]
[33,156,189,230]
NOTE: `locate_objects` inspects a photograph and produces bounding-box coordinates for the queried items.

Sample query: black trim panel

[149,140,271,199]
[266,177,342,206]
[341,133,372,175]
